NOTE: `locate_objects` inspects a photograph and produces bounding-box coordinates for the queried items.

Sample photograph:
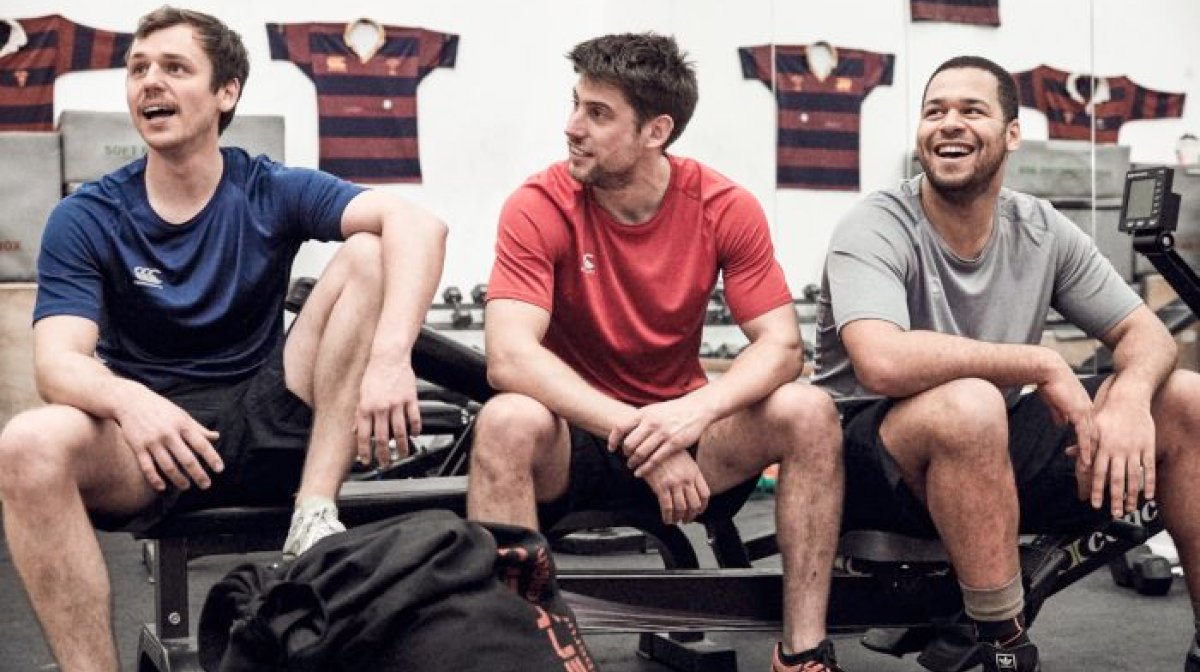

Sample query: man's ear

[644,114,675,150]
[1005,117,1022,152]
[218,78,241,113]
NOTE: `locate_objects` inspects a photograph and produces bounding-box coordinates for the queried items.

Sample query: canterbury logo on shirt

[133,266,164,288]
[581,253,596,274]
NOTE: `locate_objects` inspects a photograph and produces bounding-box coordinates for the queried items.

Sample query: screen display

[1126,178,1157,219]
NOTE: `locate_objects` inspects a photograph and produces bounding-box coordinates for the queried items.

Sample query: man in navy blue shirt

[0,8,446,671]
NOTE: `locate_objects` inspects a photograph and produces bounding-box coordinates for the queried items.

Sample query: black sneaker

[978,639,1040,672]
[1185,636,1200,672]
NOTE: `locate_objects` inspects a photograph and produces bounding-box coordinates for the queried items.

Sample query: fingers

[134,448,167,492]
[354,415,372,465]
[1107,455,1128,518]
[1089,448,1109,511]
[1073,414,1097,468]
[183,425,224,477]
[627,434,666,471]
[1142,457,1157,502]
[607,419,636,454]
[373,409,391,466]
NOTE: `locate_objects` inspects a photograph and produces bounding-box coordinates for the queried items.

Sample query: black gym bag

[198,509,597,671]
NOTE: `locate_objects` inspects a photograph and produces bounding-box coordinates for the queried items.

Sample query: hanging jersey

[910,0,1000,26]
[267,21,457,184]
[0,15,132,131]
[740,44,894,191]
[1014,65,1186,143]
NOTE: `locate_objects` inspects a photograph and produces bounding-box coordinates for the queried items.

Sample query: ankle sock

[961,572,1025,623]
[295,494,337,515]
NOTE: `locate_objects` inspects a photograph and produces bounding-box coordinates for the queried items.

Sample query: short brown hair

[134,6,249,133]
[568,33,698,149]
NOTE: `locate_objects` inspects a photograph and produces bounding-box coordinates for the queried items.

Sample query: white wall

[8,0,1199,293]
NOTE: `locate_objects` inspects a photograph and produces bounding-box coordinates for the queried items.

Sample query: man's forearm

[369,209,447,360]
[488,344,635,437]
[858,329,1065,398]
[687,336,803,423]
[35,352,150,421]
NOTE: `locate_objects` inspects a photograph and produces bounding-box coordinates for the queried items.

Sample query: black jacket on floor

[198,509,597,671]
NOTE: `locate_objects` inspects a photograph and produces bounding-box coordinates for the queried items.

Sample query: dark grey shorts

[93,338,312,532]
[840,376,1113,537]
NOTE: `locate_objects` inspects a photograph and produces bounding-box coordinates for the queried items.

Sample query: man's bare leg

[467,393,572,528]
[698,382,842,654]
[284,234,384,501]
[1150,371,1200,613]
[878,378,1019,590]
[0,406,159,672]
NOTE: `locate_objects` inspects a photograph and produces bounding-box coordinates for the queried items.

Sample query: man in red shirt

[468,33,845,672]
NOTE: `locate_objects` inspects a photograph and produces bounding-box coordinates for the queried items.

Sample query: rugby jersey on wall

[1013,65,1186,144]
[267,20,457,184]
[0,15,133,132]
[910,0,1000,26]
[740,44,894,191]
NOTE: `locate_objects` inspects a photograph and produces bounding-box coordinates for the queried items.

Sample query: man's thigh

[695,381,825,493]
[5,404,163,526]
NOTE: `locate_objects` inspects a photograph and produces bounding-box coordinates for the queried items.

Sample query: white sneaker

[282,500,346,561]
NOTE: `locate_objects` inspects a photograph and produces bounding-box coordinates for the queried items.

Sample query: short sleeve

[864,51,895,92]
[824,198,915,332]
[262,161,365,243]
[266,23,314,78]
[486,186,562,313]
[739,45,774,90]
[1129,81,1186,122]
[55,16,133,76]
[1047,209,1142,338]
[34,198,106,324]
[713,189,793,323]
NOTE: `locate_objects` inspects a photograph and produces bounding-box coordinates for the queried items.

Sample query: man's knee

[886,378,1008,462]
[759,383,841,462]
[1154,369,1200,461]
[0,408,81,499]
[471,393,560,475]
[336,233,384,294]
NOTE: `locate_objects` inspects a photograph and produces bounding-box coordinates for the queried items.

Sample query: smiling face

[125,23,238,154]
[564,76,661,190]
[916,66,1020,203]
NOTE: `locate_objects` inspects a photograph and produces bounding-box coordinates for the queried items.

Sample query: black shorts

[841,376,1113,538]
[536,426,760,531]
[95,338,312,532]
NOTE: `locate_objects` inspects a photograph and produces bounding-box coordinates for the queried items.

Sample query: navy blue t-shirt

[35,147,364,391]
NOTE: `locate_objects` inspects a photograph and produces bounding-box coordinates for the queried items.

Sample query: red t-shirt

[488,155,793,406]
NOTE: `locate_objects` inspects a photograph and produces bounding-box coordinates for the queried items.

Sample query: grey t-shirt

[813,175,1142,403]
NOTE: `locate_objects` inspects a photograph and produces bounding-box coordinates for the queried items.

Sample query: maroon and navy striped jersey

[0,15,132,132]
[267,21,457,184]
[910,0,1000,26]
[1014,65,1186,144]
[740,44,894,191]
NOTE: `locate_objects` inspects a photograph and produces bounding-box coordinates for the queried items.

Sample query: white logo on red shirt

[581,253,596,274]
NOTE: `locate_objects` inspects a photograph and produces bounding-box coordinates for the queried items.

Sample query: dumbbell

[1108,544,1174,596]
[801,283,821,303]
[442,286,473,329]
[471,283,488,305]
[710,288,732,324]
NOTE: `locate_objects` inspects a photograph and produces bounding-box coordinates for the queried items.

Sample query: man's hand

[607,395,715,478]
[114,391,222,492]
[1035,358,1099,466]
[1088,399,1156,517]
[356,355,422,467]
[640,450,711,525]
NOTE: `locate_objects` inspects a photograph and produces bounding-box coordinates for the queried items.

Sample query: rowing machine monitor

[1119,166,1179,234]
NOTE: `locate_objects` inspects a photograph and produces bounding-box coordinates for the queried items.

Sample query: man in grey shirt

[815,55,1200,672]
